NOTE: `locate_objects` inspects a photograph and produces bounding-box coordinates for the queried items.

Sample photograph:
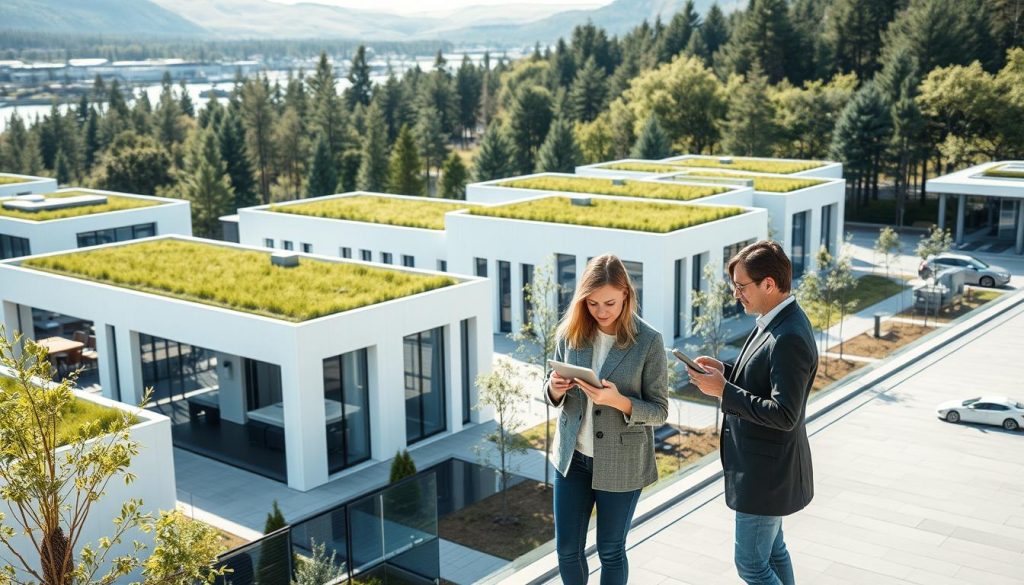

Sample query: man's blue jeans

[734,511,795,585]
[553,451,642,585]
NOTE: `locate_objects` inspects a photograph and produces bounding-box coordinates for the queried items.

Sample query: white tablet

[547,359,602,388]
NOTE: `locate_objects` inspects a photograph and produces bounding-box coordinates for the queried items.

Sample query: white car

[937,396,1024,431]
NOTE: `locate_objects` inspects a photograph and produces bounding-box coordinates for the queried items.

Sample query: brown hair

[556,254,639,349]
[727,240,793,293]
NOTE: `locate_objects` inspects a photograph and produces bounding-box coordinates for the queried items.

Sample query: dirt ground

[654,425,720,478]
[832,322,935,359]
[438,481,554,561]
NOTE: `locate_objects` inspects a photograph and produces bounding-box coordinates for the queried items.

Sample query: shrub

[271,195,472,230]
[494,176,726,201]
[389,449,417,483]
[0,190,163,221]
[468,197,744,233]
[22,239,457,322]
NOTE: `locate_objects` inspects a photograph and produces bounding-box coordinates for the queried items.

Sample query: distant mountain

[0,0,206,37]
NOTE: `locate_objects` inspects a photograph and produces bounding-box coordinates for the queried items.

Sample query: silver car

[937,396,1024,431]
[920,253,1011,287]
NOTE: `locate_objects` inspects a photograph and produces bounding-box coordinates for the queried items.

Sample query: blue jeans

[734,512,795,585]
[553,451,642,585]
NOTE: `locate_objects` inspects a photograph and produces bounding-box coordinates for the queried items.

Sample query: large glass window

[792,210,809,276]
[556,254,576,315]
[0,233,30,259]
[404,327,447,444]
[460,319,472,424]
[474,257,488,277]
[140,333,218,401]
[323,349,371,474]
[622,260,643,315]
[723,239,756,318]
[691,253,704,321]
[76,223,156,248]
[820,204,834,254]
[674,259,684,339]
[498,261,511,333]
[521,264,534,331]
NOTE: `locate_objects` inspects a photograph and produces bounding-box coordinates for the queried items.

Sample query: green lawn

[270,195,473,230]
[468,197,745,233]
[22,239,456,322]
[494,176,727,201]
[804,274,905,330]
[0,190,164,221]
[518,419,556,451]
[0,377,133,447]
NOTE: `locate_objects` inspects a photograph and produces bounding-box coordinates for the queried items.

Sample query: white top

[576,330,617,457]
[756,295,795,332]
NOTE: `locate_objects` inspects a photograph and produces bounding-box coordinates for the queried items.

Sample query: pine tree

[658,0,699,63]
[535,118,582,173]
[691,3,729,65]
[387,125,425,196]
[830,82,892,209]
[474,121,515,181]
[307,134,338,198]
[240,75,277,204]
[717,0,797,83]
[630,115,671,159]
[182,126,234,239]
[272,106,309,201]
[309,52,346,164]
[346,44,373,108]
[178,80,195,117]
[156,73,185,147]
[415,104,448,185]
[439,151,468,199]
[356,102,389,192]
[454,55,482,146]
[721,62,779,156]
[218,108,259,210]
[83,107,101,170]
[567,57,607,123]
[509,85,554,173]
[54,149,71,185]
[389,450,417,483]
[256,501,288,585]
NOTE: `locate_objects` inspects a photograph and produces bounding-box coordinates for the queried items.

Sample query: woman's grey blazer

[544,316,669,492]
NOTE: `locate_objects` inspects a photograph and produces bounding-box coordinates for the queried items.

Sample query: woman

[545,254,668,585]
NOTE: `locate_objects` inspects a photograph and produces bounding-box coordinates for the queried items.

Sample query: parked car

[918,253,1010,287]
[936,396,1024,431]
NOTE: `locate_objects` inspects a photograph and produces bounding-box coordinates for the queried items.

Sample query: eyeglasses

[730,279,760,293]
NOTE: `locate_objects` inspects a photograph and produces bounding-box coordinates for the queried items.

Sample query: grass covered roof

[21,239,457,322]
[269,195,473,230]
[0,190,164,222]
[493,176,728,201]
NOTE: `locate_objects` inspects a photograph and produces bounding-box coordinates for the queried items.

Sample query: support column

[445,322,463,434]
[95,324,118,401]
[113,328,142,405]
[370,340,407,461]
[1016,200,1024,255]
[281,350,328,491]
[955,194,966,245]
[938,193,947,231]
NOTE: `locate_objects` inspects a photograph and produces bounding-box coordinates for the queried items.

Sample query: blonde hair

[556,254,639,349]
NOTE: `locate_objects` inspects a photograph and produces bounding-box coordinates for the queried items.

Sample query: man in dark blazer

[688,240,817,585]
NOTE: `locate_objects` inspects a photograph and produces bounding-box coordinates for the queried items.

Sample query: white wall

[0,385,174,584]
[0,236,492,491]
[445,200,767,340]
[0,188,191,257]
[238,193,449,270]
[0,174,57,197]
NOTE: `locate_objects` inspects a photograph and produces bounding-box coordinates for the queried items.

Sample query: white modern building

[0,236,492,491]
[0,172,57,197]
[0,186,191,260]
[926,161,1024,254]
[571,161,846,273]
[236,191,766,340]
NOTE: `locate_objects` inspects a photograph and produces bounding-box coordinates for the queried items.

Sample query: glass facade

[820,204,833,254]
[723,239,756,318]
[556,253,576,315]
[404,327,447,444]
[622,260,643,315]
[792,210,809,276]
[140,333,218,402]
[674,259,684,339]
[76,222,156,248]
[460,319,472,424]
[498,261,511,333]
[322,349,371,474]
[691,253,704,321]
[521,263,534,331]
[0,233,30,259]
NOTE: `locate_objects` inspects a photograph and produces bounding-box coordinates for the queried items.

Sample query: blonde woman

[545,254,668,585]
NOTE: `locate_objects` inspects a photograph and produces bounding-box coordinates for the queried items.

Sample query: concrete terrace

[512,289,1024,585]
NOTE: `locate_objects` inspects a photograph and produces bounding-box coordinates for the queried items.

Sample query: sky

[269,0,608,15]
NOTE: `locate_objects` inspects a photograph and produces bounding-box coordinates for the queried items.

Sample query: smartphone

[670,349,709,375]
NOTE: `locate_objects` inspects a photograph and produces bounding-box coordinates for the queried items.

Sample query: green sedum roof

[0,190,164,221]
[494,176,727,201]
[678,171,826,193]
[0,175,32,185]
[269,195,473,230]
[0,377,130,447]
[467,197,745,233]
[982,164,1024,179]
[601,157,827,174]
[21,240,457,322]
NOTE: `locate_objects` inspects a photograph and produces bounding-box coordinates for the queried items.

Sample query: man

[688,240,817,585]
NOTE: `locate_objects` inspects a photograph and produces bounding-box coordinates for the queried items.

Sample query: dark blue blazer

[721,300,817,516]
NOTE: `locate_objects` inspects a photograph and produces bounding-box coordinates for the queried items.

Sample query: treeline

[2,0,1023,237]
[0,30,451,62]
